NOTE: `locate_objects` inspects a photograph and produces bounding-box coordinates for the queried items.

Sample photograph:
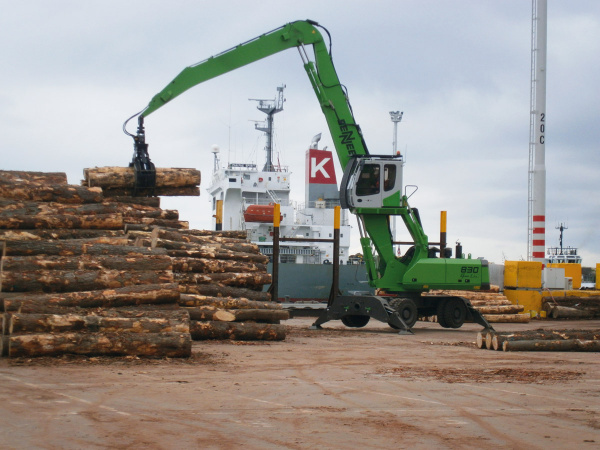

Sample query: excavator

[123,20,494,333]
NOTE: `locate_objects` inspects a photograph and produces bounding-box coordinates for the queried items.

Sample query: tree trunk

[482,313,530,323]
[476,331,487,349]
[83,167,200,188]
[0,170,68,185]
[503,339,600,352]
[2,283,180,312]
[3,239,167,256]
[152,228,248,245]
[163,227,247,240]
[179,284,270,302]
[1,269,174,293]
[213,309,289,323]
[166,248,269,264]
[8,332,192,358]
[189,320,285,341]
[101,186,200,197]
[103,196,161,207]
[146,236,260,255]
[491,329,600,351]
[1,254,172,272]
[8,313,189,334]
[0,213,124,230]
[0,184,103,204]
[179,294,279,309]
[474,305,525,314]
[0,229,126,241]
[175,272,271,290]
[550,306,596,319]
[183,306,221,321]
[124,217,189,229]
[171,257,266,274]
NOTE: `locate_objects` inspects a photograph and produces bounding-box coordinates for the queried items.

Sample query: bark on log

[482,313,530,323]
[0,170,68,185]
[179,294,279,309]
[124,218,189,229]
[550,306,596,319]
[1,254,172,272]
[9,313,189,334]
[503,339,600,352]
[175,272,271,290]
[213,309,289,323]
[3,239,166,256]
[183,306,221,321]
[171,257,266,274]
[2,283,180,312]
[0,184,103,204]
[160,227,247,240]
[145,236,260,255]
[469,300,514,306]
[179,284,270,302]
[84,167,200,188]
[102,186,200,197]
[189,320,285,341]
[0,213,124,230]
[8,332,192,358]
[166,248,269,264]
[1,269,174,293]
[491,329,600,351]
[474,305,525,315]
[103,196,161,207]
[152,228,248,245]
[0,229,126,241]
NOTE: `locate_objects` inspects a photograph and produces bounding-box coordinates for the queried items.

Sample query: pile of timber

[128,227,288,341]
[83,167,201,197]
[0,170,191,357]
[422,288,530,324]
[476,328,600,352]
[542,294,600,320]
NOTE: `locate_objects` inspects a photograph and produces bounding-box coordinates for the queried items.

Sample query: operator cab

[340,156,404,209]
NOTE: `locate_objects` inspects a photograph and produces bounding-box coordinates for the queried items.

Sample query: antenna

[250,84,286,171]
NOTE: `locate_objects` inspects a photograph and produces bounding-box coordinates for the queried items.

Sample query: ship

[546,223,582,264]
[207,86,371,302]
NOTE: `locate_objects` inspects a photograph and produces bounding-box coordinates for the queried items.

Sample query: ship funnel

[310,133,322,149]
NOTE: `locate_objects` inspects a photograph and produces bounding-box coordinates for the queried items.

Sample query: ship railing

[242,198,290,207]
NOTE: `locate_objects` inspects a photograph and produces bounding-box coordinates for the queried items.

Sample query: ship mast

[250,85,286,171]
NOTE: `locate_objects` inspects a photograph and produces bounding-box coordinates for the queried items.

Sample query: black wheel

[389,298,418,328]
[341,315,370,328]
[442,298,467,329]
[436,299,449,328]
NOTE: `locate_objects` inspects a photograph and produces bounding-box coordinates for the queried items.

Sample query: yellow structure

[504,261,543,289]
[597,263,600,290]
[504,289,542,312]
[547,263,582,289]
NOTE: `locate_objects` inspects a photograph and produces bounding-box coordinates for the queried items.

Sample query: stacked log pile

[422,288,530,324]
[542,294,600,320]
[129,227,288,341]
[0,170,191,357]
[83,167,201,197]
[476,329,600,352]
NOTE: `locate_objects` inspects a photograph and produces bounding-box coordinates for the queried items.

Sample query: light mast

[250,85,285,172]
[528,0,547,262]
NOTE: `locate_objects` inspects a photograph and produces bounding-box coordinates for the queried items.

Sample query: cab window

[384,164,396,192]
[356,164,380,196]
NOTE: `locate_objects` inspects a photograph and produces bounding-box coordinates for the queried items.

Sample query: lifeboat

[243,204,282,223]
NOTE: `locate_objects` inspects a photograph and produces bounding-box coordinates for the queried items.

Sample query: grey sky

[1,1,599,265]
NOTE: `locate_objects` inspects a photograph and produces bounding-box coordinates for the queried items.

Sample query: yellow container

[547,263,582,289]
[505,289,542,311]
[597,263,600,290]
[504,261,543,289]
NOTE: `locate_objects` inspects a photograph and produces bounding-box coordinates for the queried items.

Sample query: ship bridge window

[243,174,250,180]
[229,178,237,182]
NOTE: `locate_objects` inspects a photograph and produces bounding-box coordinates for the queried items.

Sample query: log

[166,248,269,264]
[175,272,271,290]
[0,184,103,204]
[482,313,530,323]
[152,228,248,245]
[179,284,270,302]
[145,236,260,255]
[189,320,285,341]
[213,309,289,323]
[102,186,200,197]
[2,283,180,312]
[8,332,192,358]
[474,305,525,315]
[491,329,600,351]
[1,269,174,293]
[125,217,189,229]
[161,227,247,240]
[83,167,200,188]
[551,306,596,319]
[103,196,161,207]
[9,313,189,334]
[171,257,266,274]
[0,229,126,241]
[0,213,124,230]
[503,339,600,352]
[183,306,222,321]
[0,170,68,185]
[179,294,280,309]
[476,331,487,349]
[3,239,167,256]
[1,254,172,272]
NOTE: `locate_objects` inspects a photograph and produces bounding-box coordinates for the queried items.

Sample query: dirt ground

[1,318,599,449]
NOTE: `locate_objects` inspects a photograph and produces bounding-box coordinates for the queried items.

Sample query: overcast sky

[1,1,599,266]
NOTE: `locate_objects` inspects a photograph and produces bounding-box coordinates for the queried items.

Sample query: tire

[442,298,467,329]
[436,299,449,328]
[341,315,370,328]
[389,298,418,328]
